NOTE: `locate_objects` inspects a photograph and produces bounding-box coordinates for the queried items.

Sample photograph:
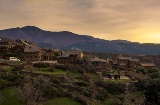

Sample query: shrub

[136,66,147,74]
[95,88,108,101]
[144,79,160,105]
[48,65,55,72]
[83,73,92,82]
[5,53,17,57]
[0,73,22,89]
[149,72,160,79]
[12,65,23,71]
[97,81,125,94]
[34,63,50,68]
[74,94,88,105]
[149,67,160,73]
[54,64,69,71]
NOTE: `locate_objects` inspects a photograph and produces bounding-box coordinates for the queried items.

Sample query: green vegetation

[105,79,127,84]
[90,73,100,82]
[43,97,82,105]
[129,92,143,97]
[34,63,50,68]
[144,79,160,105]
[4,53,17,57]
[71,72,83,78]
[0,66,12,72]
[102,99,114,105]
[136,66,147,74]
[0,60,155,105]
[34,68,67,75]
[0,72,22,89]
[0,87,22,105]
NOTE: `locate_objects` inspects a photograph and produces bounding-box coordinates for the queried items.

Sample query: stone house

[117,55,139,69]
[42,49,55,60]
[140,63,156,71]
[86,56,108,72]
[0,37,13,53]
[102,70,120,79]
[23,46,43,61]
[57,50,83,64]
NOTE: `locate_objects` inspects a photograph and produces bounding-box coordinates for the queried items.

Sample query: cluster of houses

[56,49,156,79]
[0,37,157,80]
[0,37,56,61]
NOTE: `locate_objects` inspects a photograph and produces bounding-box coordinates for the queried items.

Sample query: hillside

[0,26,160,55]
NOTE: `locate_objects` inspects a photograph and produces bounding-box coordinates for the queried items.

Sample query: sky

[0,0,160,43]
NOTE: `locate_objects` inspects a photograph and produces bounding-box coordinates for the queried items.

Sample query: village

[0,37,159,105]
[0,37,157,79]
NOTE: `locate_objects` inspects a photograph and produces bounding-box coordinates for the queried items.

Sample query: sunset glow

[0,0,160,43]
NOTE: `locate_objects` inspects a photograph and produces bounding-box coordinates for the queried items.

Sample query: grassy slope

[0,87,22,105]
[34,68,67,75]
[43,97,82,105]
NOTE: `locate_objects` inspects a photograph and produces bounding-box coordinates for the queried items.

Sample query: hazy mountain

[0,26,160,55]
[0,26,101,48]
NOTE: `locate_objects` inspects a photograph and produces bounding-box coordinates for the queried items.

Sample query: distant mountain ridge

[0,26,160,55]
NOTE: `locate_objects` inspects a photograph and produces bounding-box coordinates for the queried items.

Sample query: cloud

[0,0,160,43]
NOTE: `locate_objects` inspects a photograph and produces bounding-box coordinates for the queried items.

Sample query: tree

[17,81,43,105]
[149,72,160,79]
[95,88,108,101]
[144,79,160,105]
[136,66,147,74]
[149,67,160,73]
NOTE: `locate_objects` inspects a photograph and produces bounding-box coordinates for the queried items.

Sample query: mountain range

[0,26,160,55]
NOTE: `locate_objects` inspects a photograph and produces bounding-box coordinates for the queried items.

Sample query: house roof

[88,56,107,63]
[112,60,117,65]
[129,59,139,62]
[60,50,82,57]
[140,63,155,67]
[20,39,31,46]
[24,46,41,52]
[117,57,131,60]
[118,56,139,62]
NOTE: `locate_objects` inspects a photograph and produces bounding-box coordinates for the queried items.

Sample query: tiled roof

[118,56,139,62]
[129,59,139,62]
[20,40,30,46]
[89,56,107,63]
[140,63,155,67]
[24,46,41,52]
[60,50,82,57]
[118,57,131,60]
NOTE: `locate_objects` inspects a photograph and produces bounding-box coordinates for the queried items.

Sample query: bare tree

[17,79,44,105]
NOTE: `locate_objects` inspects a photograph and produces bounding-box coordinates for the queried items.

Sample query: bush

[0,79,11,89]
[74,94,88,105]
[48,65,55,72]
[34,63,50,68]
[136,66,147,74]
[54,64,69,71]
[5,53,17,57]
[95,88,108,101]
[83,73,92,82]
[149,67,160,73]
[149,72,160,79]
[54,64,85,73]
[144,79,160,105]
[12,65,23,71]
[0,73,22,89]
[97,81,125,94]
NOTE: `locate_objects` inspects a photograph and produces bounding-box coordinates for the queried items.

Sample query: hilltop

[0,26,160,55]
